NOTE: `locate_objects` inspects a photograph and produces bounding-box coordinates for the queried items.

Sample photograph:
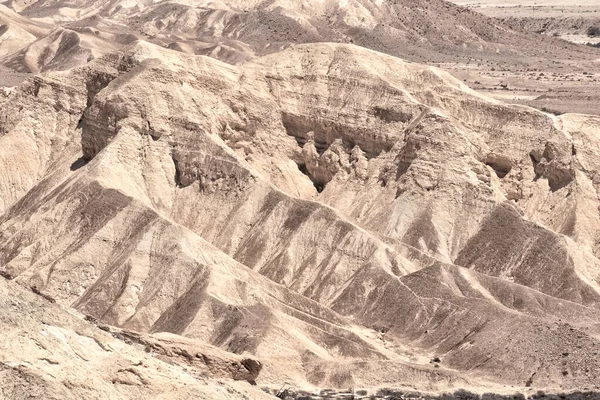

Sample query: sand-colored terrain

[443,1,600,114]
[0,0,599,115]
[2,40,600,397]
[452,0,600,43]
[1,1,600,399]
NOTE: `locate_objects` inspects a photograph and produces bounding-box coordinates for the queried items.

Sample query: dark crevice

[172,155,188,188]
[70,157,87,171]
[292,135,307,147]
[486,162,512,179]
[147,120,161,141]
[485,154,513,179]
[530,150,544,183]
[548,172,574,192]
[85,71,119,108]
[0,270,12,280]
[296,162,326,194]
[530,152,541,179]
[395,186,406,199]
[297,162,309,176]
[395,139,420,179]
[281,112,388,159]
[78,70,123,163]
[314,140,329,156]
[33,81,40,97]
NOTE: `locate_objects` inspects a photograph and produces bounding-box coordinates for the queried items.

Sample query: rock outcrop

[2,40,600,396]
[0,272,272,399]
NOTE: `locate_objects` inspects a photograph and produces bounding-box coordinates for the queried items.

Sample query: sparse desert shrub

[271,389,600,399]
[376,388,405,397]
[481,394,506,400]
[453,389,480,400]
[540,107,563,116]
[587,26,600,37]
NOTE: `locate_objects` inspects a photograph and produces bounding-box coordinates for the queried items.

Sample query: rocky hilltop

[1,0,600,113]
[1,0,600,399]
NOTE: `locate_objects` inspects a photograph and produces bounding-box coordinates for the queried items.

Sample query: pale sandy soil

[453,0,600,10]
[451,0,600,39]
[0,65,30,86]
[441,61,600,115]
[445,1,600,114]
[2,2,600,397]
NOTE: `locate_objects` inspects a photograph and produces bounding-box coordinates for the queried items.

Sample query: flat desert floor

[453,0,600,43]
[445,0,600,115]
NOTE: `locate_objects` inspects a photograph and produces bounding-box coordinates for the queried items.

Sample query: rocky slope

[1,38,600,397]
[500,16,600,41]
[0,271,272,399]
[6,0,596,60]
[1,0,599,112]
[451,0,600,44]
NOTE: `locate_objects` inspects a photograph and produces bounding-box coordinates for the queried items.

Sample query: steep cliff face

[2,40,600,395]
